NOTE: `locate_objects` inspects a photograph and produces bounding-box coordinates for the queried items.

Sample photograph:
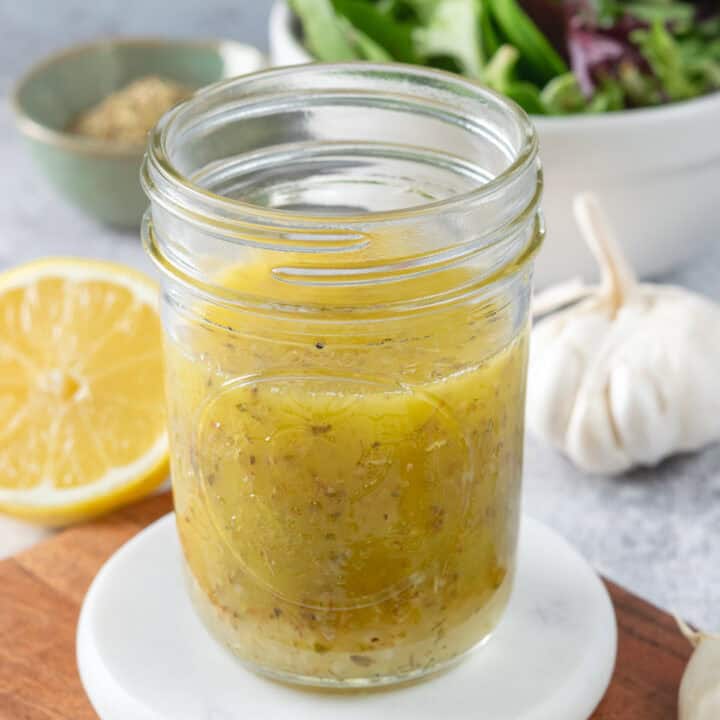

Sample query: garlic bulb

[527,193,720,474]
[677,617,720,720]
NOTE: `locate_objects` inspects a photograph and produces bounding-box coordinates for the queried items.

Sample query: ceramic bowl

[269,0,720,286]
[12,38,265,228]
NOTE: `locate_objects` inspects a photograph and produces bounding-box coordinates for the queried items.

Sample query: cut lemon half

[0,258,168,526]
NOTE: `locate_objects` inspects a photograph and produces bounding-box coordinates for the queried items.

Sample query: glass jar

[142,63,542,688]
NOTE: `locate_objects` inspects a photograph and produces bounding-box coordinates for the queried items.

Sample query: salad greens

[287,0,720,114]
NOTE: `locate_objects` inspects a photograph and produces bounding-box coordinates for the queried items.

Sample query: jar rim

[142,209,543,319]
[142,62,539,227]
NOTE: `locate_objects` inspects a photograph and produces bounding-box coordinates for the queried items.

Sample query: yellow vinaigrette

[166,256,528,682]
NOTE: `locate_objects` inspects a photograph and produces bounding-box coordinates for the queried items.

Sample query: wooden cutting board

[0,492,691,719]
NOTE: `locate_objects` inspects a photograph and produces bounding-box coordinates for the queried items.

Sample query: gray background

[1,0,719,629]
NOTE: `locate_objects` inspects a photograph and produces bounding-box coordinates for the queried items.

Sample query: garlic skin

[528,194,720,475]
[677,618,720,720]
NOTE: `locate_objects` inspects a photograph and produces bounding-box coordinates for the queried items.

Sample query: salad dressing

[166,256,529,682]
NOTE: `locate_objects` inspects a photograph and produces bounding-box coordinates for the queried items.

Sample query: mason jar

[141,63,543,688]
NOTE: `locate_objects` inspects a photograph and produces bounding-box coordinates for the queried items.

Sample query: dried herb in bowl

[69,76,191,144]
[288,0,720,114]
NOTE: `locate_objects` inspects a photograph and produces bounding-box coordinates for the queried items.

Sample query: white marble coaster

[77,514,616,720]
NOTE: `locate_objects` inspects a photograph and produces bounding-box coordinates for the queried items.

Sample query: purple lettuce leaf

[567,11,648,95]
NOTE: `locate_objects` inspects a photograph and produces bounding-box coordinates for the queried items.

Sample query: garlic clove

[607,363,678,467]
[677,617,720,720]
[564,360,631,475]
[679,640,720,720]
[527,339,585,448]
[528,312,609,450]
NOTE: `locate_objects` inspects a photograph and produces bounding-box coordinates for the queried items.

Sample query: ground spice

[69,75,191,144]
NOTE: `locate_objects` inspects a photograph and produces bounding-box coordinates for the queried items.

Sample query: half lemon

[0,258,168,525]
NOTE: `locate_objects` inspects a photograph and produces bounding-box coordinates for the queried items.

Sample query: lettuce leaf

[331,0,419,62]
[487,0,568,83]
[289,0,362,60]
[631,20,698,101]
[409,0,485,77]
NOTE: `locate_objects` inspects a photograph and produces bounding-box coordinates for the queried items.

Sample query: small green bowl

[12,37,265,228]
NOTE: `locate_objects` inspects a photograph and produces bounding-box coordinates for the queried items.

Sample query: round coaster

[77,514,616,720]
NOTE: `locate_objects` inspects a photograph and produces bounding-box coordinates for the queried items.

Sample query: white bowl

[269,0,720,287]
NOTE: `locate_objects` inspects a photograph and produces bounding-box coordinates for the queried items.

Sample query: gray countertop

[2,0,719,630]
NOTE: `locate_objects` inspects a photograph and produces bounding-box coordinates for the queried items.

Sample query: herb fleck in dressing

[165,258,528,684]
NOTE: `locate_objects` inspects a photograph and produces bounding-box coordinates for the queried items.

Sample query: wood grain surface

[0,492,691,719]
